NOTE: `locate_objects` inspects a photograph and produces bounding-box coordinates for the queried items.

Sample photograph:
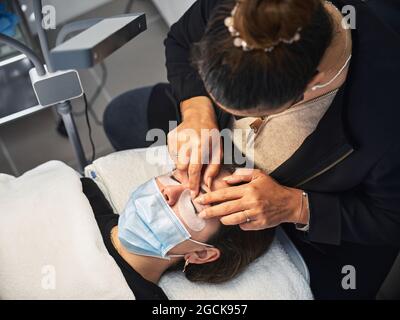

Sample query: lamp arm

[32,0,54,72]
[0,32,45,75]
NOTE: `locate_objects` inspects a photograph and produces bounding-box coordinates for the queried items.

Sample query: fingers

[239,221,267,231]
[219,209,255,225]
[188,163,202,198]
[173,169,189,186]
[168,124,223,197]
[176,142,191,171]
[222,168,264,185]
[167,126,191,171]
[223,174,253,185]
[239,212,274,231]
[234,168,258,176]
[188,133,222,197]
[198,200,247,219]
[203,163,220,188]
[188,136,206,196]
[197,185,244,208]
[203,138,223,188]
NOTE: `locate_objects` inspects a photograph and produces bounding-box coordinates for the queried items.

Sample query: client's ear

[184,248,220,265]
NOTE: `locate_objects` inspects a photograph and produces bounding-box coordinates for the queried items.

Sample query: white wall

[19,0,112,33]
[22,0,195,32]
[151,0,196,26]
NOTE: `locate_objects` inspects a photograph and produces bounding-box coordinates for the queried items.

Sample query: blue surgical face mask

[118,177,213,260]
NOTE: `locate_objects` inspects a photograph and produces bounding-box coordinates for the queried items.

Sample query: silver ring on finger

[242,211,251,223]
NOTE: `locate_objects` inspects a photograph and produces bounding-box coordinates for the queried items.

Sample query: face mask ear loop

[168,254,185,259]
[182,259,190,273]
[189,239,214,248]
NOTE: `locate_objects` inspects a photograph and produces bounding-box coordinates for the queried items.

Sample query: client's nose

[162,185,185,206]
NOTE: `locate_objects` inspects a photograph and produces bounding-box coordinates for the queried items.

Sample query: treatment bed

[0,146,312,300]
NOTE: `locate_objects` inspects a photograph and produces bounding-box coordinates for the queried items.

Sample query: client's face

[155,169,231,244]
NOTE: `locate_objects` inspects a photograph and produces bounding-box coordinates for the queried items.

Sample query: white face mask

[118,177,212,260]
[311,55,352,91]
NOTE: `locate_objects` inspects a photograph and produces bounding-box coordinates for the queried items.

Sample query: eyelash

[190,199,199,214]
[169,173,206,214]
[169,175,180,184]
[170,173,207,194]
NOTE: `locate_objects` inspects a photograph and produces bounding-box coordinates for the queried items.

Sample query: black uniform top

[164,0,400,247]
[81,178,168,300]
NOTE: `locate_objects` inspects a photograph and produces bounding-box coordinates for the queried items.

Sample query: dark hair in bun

[192,0,334,111]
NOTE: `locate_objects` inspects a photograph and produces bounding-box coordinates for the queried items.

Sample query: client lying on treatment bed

[89,167,274,300]
[0,149,311,299]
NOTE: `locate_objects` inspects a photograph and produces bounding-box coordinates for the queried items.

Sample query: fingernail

[198,211,206,219]
[223,176,232,181]
[197,196,205,204]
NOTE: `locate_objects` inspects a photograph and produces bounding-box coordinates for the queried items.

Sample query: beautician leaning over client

[104,0,400,299]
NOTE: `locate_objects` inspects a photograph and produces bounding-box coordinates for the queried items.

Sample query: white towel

[160,237,312,300]
[85,147,313,300]
[85,146,175,214]
[0,161,135,300]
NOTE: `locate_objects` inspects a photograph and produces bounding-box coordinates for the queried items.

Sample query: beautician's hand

[197,169,309,230]
[168,96,222,198]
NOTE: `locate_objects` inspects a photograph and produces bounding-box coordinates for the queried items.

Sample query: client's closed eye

[170,175,181,184]
[190,199,199,214]
[170,170,208,193]
[171,170,190,186]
